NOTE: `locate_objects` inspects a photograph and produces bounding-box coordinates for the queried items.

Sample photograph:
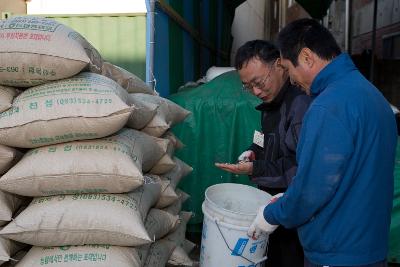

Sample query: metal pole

[145,0,156,90]
[369,0,378,83]
[345,0,350,52]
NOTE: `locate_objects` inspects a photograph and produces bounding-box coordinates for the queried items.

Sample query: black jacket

[250,80,312,195]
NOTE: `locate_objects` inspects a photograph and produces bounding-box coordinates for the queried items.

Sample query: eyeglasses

[242,60,276,93]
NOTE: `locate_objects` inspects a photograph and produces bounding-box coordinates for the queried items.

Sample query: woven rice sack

[2,250,27,267]
[163,158,192,188]
[0,191,26,226]
[150,138,176,174]
[167,245,195,266]
[0,129,164,197]
[0,72,132,148]
[133,94,190,137]
[0,185,161,246]
[154,137,174,156]
[147,175,178,209]
[154,158,192,208]
[165,212,192,247]
[0,135,145,196]
[0,16,103,87]
[101,62,154,94]
[135,244,151,267]
[162,131,184,150]
[0,86,19,113]
[145,209,179,241]
[0,145,22,176]
[0,232,25,265]
[114,129,164,173]
[162,189,190,216]
[143,240,176,267]
[126,94,158,130]
[149,154,176,175]
[132,179,162,221]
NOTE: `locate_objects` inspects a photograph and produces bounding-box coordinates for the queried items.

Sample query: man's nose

[253,87,262,96]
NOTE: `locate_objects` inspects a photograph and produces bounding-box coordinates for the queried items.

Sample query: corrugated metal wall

[49,14,147,80]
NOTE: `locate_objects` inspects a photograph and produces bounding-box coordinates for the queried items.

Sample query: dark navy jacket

[265,53,397,265]
[250,80,312,195]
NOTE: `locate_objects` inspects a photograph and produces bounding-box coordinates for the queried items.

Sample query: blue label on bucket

[249,243,257,254]
[232,238,249,256]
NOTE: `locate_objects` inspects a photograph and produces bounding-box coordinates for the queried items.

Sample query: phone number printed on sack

[32,194,138,211]
[71,194,138,210]
[56,98,112,105]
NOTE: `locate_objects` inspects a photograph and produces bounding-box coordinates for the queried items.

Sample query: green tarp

[169,71,261,232]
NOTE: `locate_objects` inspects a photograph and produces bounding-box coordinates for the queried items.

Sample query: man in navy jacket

[248,19,397,267]
[216,40,312,266]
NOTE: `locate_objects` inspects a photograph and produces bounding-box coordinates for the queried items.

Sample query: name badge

[253,130,264,148]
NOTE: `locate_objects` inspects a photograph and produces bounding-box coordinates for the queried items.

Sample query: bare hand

[215,162,253,175]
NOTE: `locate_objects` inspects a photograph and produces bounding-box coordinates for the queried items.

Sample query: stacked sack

[124,80,197,266]
[0,16,194,267]
[0,142,27,266]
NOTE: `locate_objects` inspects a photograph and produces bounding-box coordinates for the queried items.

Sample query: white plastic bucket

[200,183,272,267]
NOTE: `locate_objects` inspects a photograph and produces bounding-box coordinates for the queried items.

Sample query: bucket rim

[204,183,268,217]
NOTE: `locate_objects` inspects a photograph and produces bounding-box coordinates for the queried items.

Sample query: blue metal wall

[153,0,232,96]
[154,2,170,97]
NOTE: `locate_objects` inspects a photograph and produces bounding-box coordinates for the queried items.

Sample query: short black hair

[234,40,280,70]
[277,18,341,66]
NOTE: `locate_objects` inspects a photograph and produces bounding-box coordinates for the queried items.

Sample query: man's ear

[298,48,314,69]
[276,58,282,68]
[276,58,287,71]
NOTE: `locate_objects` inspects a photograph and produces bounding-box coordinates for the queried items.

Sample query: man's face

[280,57,311,95]
[238,57,282,103]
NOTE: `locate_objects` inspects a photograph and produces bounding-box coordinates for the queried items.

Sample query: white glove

[247,193,284,239]
[238,150,255,162]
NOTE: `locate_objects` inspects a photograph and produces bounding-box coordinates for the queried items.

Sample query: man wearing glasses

[216,40,312,267]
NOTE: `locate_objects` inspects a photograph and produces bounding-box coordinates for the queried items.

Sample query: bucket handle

[214,218,268,266]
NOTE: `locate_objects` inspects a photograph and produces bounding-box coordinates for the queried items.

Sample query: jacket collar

[256,79,291,111]
[310,53,357,96]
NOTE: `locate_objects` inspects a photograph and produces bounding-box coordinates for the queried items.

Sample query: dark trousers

[304,258,387,267]
[265,226,304,267]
